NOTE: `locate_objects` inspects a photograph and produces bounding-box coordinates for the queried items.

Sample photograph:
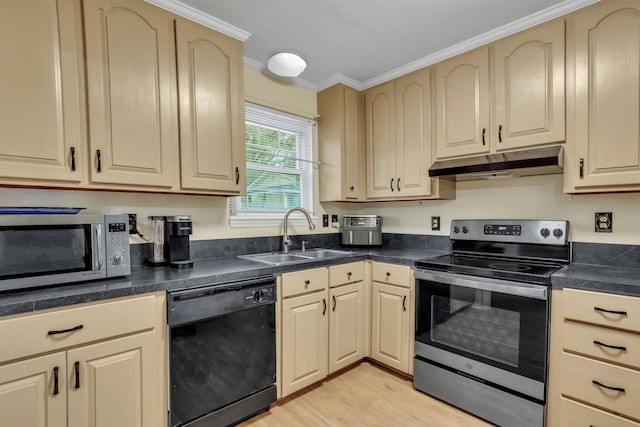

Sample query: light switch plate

[431,216,440,231]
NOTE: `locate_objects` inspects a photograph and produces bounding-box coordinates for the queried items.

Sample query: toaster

[341,215,382,246]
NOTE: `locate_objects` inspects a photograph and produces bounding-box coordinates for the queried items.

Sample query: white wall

[351,174,640,244]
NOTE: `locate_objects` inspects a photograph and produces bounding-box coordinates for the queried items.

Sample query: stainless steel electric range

[413,219,570,427]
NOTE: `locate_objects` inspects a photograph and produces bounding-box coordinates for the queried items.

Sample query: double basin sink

[239,248,353,266]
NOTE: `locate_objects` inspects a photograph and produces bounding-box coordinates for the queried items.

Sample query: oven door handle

[414,269,548,300]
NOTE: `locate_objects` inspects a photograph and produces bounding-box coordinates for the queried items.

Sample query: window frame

[229,103,318,228]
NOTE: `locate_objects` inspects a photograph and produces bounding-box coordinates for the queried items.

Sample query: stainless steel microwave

[0,214,130,292]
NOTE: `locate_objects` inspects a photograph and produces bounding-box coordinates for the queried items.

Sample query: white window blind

[230,103,317,226]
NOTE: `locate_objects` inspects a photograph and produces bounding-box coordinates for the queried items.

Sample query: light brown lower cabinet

[280,263,367,397]
[0,293,166,427]
[547,288,640,426]
[369,262,413,374]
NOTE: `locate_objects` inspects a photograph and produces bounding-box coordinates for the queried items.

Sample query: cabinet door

[572,0,640,188]
[0,0,83,184]
[329,282,365,374]
[281,291,329,397]
[493,20,565,151]
[343,87,365,200]
[0,352,67,427]
[371,282,410,373]
[435,48,490,159]
[365,81,396,198]
[394,68,433,197]
[176,19,245,193]
[67,331,163,427]
[84,0,177,188]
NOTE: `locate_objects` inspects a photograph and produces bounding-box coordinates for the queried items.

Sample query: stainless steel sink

[239,248,352,266]
[299,248,353,259]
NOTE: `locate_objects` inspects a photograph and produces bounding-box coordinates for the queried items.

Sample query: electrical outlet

[431,216,440,231]
[331,214,338,224]
[128,214,138,234]
[595,212,612,232]
[322,214,329,227]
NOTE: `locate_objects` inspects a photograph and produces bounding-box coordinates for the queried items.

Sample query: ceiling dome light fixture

[267,52,307,77]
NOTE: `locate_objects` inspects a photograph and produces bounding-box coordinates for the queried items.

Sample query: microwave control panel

[105,214,131,277]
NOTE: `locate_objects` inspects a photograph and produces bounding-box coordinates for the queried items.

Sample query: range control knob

[113,254,123,265]
[540,228,550,238]
[462,226,469,234]
[453,226,460,234]
[553,228,564,238]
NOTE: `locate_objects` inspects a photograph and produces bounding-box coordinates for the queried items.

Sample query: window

[230,103,316,227]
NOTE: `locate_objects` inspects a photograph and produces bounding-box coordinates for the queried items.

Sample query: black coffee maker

[164,215,193,268]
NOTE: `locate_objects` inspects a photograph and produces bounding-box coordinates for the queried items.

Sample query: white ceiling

[147,0,598,91]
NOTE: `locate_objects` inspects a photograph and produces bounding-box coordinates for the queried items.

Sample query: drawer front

[564,320,640,370]
[564,289,640,332]
[0,295,158,364]
[561,352,640,421]
[562,397,640,427]
[329,262,364,287]
[372,262,410,287]
[281,267,328,298]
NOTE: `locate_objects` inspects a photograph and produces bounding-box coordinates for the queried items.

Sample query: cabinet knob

[386,272,391,277]
[304,280,310,287]
[350,186,355,191]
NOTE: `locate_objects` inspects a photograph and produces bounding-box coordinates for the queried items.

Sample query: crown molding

[144,0,251,41]
[148,0,598,92]
[359,0,599,90]
[316,73,364,92]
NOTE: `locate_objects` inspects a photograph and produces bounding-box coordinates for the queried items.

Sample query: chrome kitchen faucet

[282,207,315,253]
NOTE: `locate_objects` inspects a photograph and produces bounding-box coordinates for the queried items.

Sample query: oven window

[431,289,520,367]
[416,278,548,382]
[0,225,91,279]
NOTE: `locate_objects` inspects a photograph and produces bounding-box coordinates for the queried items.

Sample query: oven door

[414,269,548,401]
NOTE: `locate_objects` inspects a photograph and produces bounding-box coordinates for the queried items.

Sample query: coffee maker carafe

[164,215,193,268]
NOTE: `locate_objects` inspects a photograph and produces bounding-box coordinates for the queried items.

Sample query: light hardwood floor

[239,362,494,426]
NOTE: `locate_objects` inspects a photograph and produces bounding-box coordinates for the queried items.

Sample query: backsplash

[130,232,451,266]
[572,242,640,268]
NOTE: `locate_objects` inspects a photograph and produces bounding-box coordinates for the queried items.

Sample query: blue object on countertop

[0,207,86,214]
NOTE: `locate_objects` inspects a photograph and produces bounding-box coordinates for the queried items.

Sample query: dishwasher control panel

[247,287,275,304]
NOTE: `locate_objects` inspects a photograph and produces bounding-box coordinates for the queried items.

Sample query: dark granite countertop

[551,263,640,297]
[0,248,447,317]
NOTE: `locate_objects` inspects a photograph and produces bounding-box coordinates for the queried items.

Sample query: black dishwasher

[167,275,277,427]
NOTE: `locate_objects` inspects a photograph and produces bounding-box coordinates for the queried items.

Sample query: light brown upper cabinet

[435,20,565,159]
[83,0,178,189]
[318,84,366,201]
[176,19,245,194]
[435,48,490,159]
[0,0,84,185]
[492,20,565,151]
[565,0,640,193]
[365,69,453,200]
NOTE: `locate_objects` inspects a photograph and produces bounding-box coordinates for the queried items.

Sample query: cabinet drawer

[562,397,640,427]
[0,295,158,364]
[564,320,640,370]
[561,352,640,421]
[564,289,640,332]
[372,262,410,287]
[281,267,328,298]
[329,262,364,287]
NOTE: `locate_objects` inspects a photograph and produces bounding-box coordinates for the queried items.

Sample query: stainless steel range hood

[428,145,564,181]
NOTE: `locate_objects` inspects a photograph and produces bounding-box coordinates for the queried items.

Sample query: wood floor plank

[239,362,494,426]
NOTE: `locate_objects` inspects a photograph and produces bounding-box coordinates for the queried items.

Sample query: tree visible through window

[232,103,315,215]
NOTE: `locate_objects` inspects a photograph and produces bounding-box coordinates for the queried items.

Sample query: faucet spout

[282,207,315,253]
